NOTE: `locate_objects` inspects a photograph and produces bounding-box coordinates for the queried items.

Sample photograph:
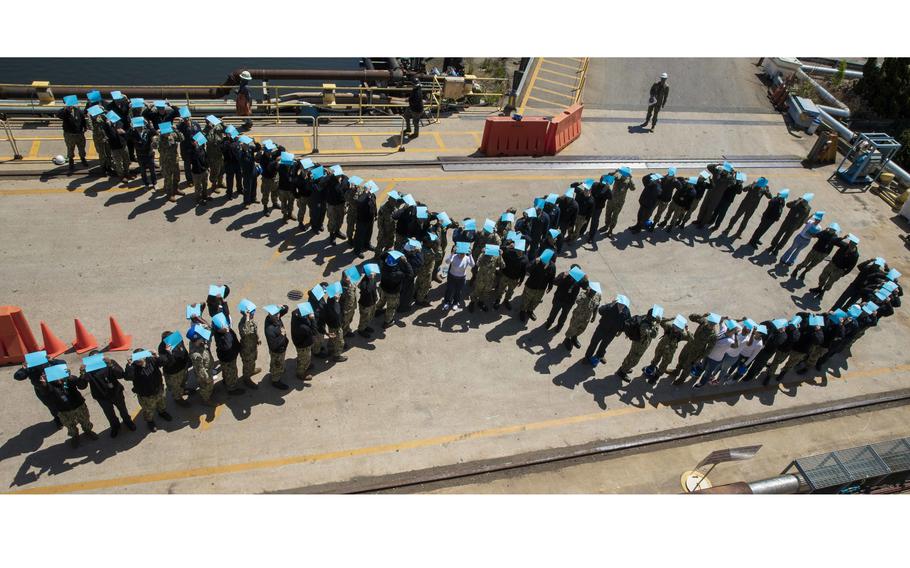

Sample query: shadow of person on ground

[583,374,624,410]
[551,359,596,390]
[0,421,61,465]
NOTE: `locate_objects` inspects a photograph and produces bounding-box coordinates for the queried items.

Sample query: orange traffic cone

[107,315,132,351]
[9,307,40,353]
[40,321,68,358]
[72,318,99,353]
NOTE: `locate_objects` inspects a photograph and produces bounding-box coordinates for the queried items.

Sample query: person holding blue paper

[668,314,722,384]
[398,240,424,312]
[239,137,261,208]
[322,285,348,363]
[189,131,211,205]
[259,144,281,216]
[264,304,291,390]
[603,168,636,239]
[276,150,298,222]
[79,351,135,437]
[187,325,218,406]
[344,176,367,243]
[544,264,586,332]
[586,175,612,245]
[792,222,843,281]
[769,193,815,256]
[693,321,740,387]
[101,111,131,182]
[518,249,557,322]
[776,313,824,381]
[761,318,802,385]
[204,116,226,189]
[307,165,329,234]
[238,303,262,389]
[391,196,420,249]
[14,352,64,429]
[376,192,404,253]
[129,117,158,191]
[155,120,184,201]
[695,162,736,229]
[325,167,349,243]
[555,190,579,246]
[492,239,528,311]
[125,349,173,432]
[496,208,518,239]
[569,183,594,242]
[809,234,860,300]
[357,265,382,336]
[376,250,415,327]
[724,325,766,383]
[722,177,772,240]
[706,171,746,233]
[830,257,890,311]
[472,219,502,262]
[353,187,378,259]
[431,212,451,283]
[442,242,475,311]
[56,95,89,173]
[644,314,692,382]
[158,331,193,406]
[562,280,602,351]
[584,294,632,366]
[629,173,662,234]
[291,303,319,380]
[307,284,330,358]
[414,236,438,307]
[616,305,662,381]
[87,103,113,175]
[177,111,202,188]
[468,243,503,313]
[340,271,360,337]
[221,131,244,200]
[213,314,246,395]
[42,365,99,447]
[652,171,680,230]
[746,189,788,249]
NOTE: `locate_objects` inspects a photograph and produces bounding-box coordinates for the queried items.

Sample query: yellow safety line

[303,137,313,153]
[537,67,579,80]
[532,86,575,100]
[5,131,485,141]
[11,362,910,494]
[352,136,363,150]
[470,132,482,145]
[431,132,447,151]
[542,59,581,71]
[27,141,41,159]
[535,76,578,90]
[518,58,543,115]
[527,95,568,108]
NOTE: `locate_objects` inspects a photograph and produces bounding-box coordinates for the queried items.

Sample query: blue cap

[455,242,471,255]
[687,177,699,185]
[190,325,212,341]
[131,117,145,128]
[212,312,228,330]
[735,172,747,183]
[539,249,555,264]
[484,244,501,257]
[564,187,576,199]
[589,282,602,295]
[513,239,527,252]
[300,158,315,169]
[602,175,616,185]
[25,350,48,369]
[131,350,153,362]
[312,166,326,180]
[403,194,417,207]
[158,121,173,134]
[185,304,202,319]
[756,177,769,188]
[83,353,107,372]
[672,314,687,330]
[501,212,515,223]
[130,97,145,109]
[545,193,559,204]
[326,282,343,298]
[524,208,537,218]
[310,284,325,301]
[366,181,380,194]
[706,313,721,324]
[722,162,733,172]
[178,106,191,118]
[463,219,476,231]
[548,228,560,239]
[436,212,451,227]
[483,219,496,233]
[87,105,104,117]
[808,315,824,327]
[771,318,788,330]
[848,305,862,318]
[206,115,222,126]
[238,135,253,145]
[887,269,901,280]
[416,207,429,220]
[208,284,226,297]
[619,166,632,177]
[364,263,380,276]
[813,211,825,220]
[348,175,364,186]
[163,331,183,349]
[63,94,78,107]
[828,222,841,233]
[667,167,677,176]
[44,363,70,382]
[105,110,121,123]
[802,193,815,202]
[280,152,294,165]
[778,189,790,199]
[650,304,664,318]
[330,164,344,176]
[297,302,314,317]
[344,266,363,284]
[847,233,860,245]
[87,90,101,103]
[110,90,124,100]
[193,132,207,146]
[154,100,166,109]
[615,294,630,307]
[863,302,878,314]
[264,304,281,316]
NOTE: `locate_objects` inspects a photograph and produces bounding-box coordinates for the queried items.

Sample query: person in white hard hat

[641,73,670,131]
[235,70,254,129]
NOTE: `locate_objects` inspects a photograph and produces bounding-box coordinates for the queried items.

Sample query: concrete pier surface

[2,57,908,494]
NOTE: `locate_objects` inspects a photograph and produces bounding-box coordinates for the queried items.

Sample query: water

[0,58,362,86]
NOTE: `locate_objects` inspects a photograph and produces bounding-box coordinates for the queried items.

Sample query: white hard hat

[52,155,66,165]
[239,70,252,81]
[660,72,668,79]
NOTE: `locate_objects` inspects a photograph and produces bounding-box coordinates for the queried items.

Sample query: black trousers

[585,327,617,360]
[748,217,777,246]
[137,154,157,187]
[182,151,193,184]
[546,301,573,328]
[241,166,258,205]
[354,221,373,253]
[742,349,774,382]
[831,284,861,311]
[725,204,756,236]
[225,164,243,196]
[35,389,58,421]
[309,201,326,230]
[631,205,656,231]
[588,206,604,241]
[96,390,131,429]
[709,199,734,229]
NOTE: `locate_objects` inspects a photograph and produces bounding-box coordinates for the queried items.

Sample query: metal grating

[871,438,910,472]
[834,446,890,481]
[795,453,853,491]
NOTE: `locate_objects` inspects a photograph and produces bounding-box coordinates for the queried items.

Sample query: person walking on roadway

[641,73,669,131]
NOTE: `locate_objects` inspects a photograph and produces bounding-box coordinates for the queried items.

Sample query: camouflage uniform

[570,212,589,241]
[269,350,285,382]
[414,253,436,303]
[817,263,849,292]
[669,314,716,381]
[90,117,111,172]
[494,275,522,306]
[648,320,692,374]
[619,317,660,373]
[220,358,241,390]
[164,367,187,400]
[793,249,827,278]
[376,200,398,252]
[296,345,312,379]
[341,283,358,335]
[59,402,93,437]
[432,224,448,277]
[193,168,209,201]
[520,286,547,316]
[470,253,503,305]
[564,290,601,341]
[666,201,688,227]
[358,302,376,332]
[261,173,278,209]
[604,177,633,234]
[157,131,184,197]
[345,184,366,241]
[765,349,790,378]
[63,131,87,162]
[327,203,345,236]
[472,230,501,261]
[326,326,344,357]
[376,289,400,325]
[137,391,166,421]
[189,340,215,402]
[239,315,259,379]
[205,123,225,187]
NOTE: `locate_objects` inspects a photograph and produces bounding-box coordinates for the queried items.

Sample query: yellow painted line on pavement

[537,67,579,81]
[471,131,482,145]
[303,136,312,153]
[27,141,41,158]
[533,86,575,100]
[518,58,543,115]
[8,363,910,494]
[535,75,577,90]
[352,135,363,150]
[542,59,581,71]
[431,132,447,151]
[527,95,568,108]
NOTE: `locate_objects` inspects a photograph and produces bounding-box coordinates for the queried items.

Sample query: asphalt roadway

[2,64,910,493]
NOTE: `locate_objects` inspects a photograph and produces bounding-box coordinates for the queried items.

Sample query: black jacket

[556,196,579,231]
[672,184,697,208]
[379,253,414,294]
[265,307,290,353]
[638,179,662,210]
[322,298,343,329]
[57,107,87,134]
[590,181,611,209]
[552,272,582,305]
[214,328,241,362]
[325,175,348,206]
[46,377,87,412]
[356,194,378,224]
[157,340,190,374]
[501,248,529,281]
[408,85,425,112]
[760,196,786,222]
[190,145,208,174]
[80,360,126,402]
[291,310,319,348]
[358,276,380,307]
[810,229,841,254]
[831,242,859,272]
[125,357,164,397]
[596,302,631,334]
[576,189,594,217]
[524,260,556,291]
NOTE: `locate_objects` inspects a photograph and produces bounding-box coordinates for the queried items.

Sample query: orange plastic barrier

[72,318,99,353]
[545,103,584,155]
[40,321,68,358]
[480,116,551,157]
[107,315,132,351]
[1,306,40,365]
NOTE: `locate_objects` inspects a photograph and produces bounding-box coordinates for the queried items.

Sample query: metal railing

[573,57,590,105]
[0,117,23,159]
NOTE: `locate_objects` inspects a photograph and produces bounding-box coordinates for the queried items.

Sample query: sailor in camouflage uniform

[644,314,693,383]
[562,283,601,351]
[667,313,720,384]
[616,305,662,381]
